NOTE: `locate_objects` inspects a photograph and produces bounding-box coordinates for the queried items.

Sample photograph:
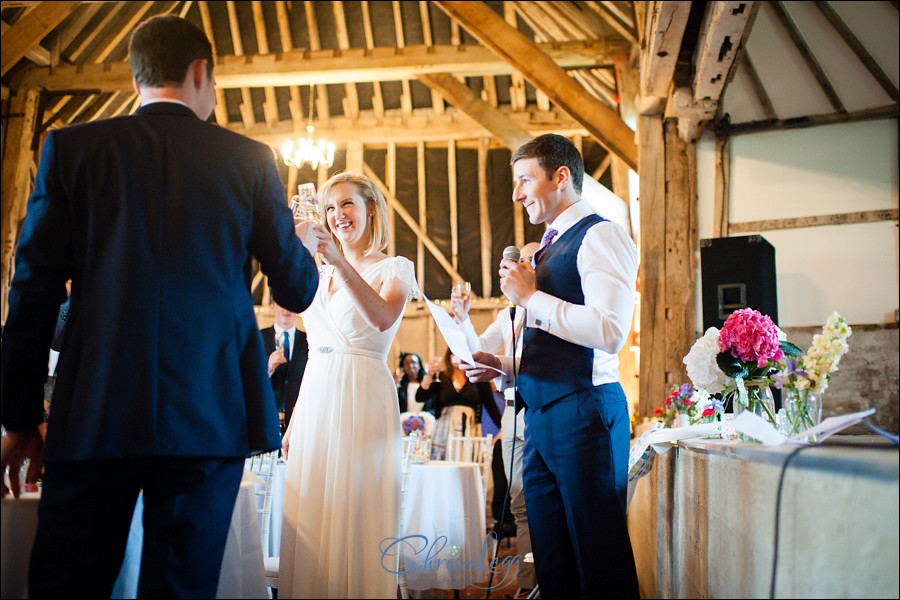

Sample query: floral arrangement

[653,384,724,428]
[402,415,425,435]
[771,312,852,394]
[683,308,802,427]
[771,312,852,436]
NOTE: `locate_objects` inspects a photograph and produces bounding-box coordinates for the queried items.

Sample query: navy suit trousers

[522,383,639,598]
[28,456,243,598]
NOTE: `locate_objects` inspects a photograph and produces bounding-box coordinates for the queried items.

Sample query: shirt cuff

[525,290,556,331]
[494,355,516,391]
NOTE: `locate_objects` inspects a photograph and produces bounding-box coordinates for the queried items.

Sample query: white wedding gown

[279,256,417,599]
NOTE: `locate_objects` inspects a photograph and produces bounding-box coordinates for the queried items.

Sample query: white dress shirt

[461,307,527,438]
[496,200,638,388]
[273,324,297,361]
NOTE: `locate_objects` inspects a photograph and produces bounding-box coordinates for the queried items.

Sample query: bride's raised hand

[313,224,343,265]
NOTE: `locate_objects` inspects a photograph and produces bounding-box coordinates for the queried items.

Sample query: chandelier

[281,81,335,170]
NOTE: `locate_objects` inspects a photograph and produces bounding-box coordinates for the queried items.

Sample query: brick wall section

[781,323,899,435]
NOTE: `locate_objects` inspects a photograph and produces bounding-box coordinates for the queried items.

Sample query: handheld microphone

[501,245,520,266]
[501,246,520,320]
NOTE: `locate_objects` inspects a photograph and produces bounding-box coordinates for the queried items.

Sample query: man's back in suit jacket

[1,101,319,461]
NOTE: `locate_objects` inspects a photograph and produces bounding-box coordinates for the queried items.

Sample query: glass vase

[784,389,822,443]
[733,380,777,442]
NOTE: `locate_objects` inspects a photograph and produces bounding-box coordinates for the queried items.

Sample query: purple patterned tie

[531,228,558,268]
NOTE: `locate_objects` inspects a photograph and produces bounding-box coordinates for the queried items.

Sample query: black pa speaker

[700,235,778,331]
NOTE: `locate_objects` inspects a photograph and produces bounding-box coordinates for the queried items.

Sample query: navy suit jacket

[0,102,319,461]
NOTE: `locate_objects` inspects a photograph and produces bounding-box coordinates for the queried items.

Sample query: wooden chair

[247,451,280,597]
[397,432,417,599]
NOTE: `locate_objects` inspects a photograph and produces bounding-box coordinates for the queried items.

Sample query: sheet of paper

[645,422,725,455]
[788,408,876,443]
[733,407,877,446]
[733,411,789,446]
[422,295,505,375]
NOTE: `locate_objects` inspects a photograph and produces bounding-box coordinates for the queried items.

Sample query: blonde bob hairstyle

[316,171,390,256]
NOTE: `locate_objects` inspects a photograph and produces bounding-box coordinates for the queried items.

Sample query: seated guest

[261,299,308,434]
[417,348,502,459]
[396,352,426,413]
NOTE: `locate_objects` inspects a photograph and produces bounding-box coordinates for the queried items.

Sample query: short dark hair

[511,134,584,195]
[129,15,213,87]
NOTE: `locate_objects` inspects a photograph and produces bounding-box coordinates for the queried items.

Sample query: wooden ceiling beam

[65,1,125,63]
[639,1,692,114]
[275,0,304,126]
[1,1,76,76]
[417,72,532,149]
[227,108,588,146]
[198,0,228,126]
[586,0,638,43]
[251,1,281,127]
[814,0,898,102]
[83,1,155,64]
[434,1,638,171]
[769,1,845,113]
[303,0,330,120]
[740,51,777,121]
[419,0,446,116]
[57,2,103,56]
[392,0,414,119]
[12,39,626,91]
[225,0,257,130]
[503,1,527,112]
[333,1,360,120]
[1,20,50,65]
[360,1,385,120]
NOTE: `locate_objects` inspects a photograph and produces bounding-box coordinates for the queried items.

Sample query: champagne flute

[298,183,319,224]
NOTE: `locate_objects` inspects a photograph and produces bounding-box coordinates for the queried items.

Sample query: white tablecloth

[400,461,488,590]
[112,477,266,599]
[257,460,489,591]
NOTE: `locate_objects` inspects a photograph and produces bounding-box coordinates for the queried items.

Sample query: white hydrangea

[683,327,733,394]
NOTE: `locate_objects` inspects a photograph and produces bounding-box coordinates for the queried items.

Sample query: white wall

[695,119,899,327]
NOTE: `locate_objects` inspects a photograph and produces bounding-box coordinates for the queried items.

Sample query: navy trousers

[522,383,639,598]
[28,456,243,598]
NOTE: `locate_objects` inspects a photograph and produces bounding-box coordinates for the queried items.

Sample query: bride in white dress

[279,172,417,598]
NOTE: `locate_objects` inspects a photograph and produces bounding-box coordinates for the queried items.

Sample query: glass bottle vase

[733,380,777,442]
[784,389,822,443]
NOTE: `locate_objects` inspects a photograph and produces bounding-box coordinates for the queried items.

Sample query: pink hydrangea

[719,308,783,368]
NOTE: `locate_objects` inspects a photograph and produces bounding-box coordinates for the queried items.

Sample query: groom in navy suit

[0,15,319,597]
[460,134,640,598]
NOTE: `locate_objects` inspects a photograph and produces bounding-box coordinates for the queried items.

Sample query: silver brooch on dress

[317,346,333,354]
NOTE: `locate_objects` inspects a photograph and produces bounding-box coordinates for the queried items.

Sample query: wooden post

[663,118,697,395]
[713,136,730,238]
[448,139,459,272]
[477,136,492,297]
[387,142,397,258]
[638,114,666,418]
[637,115,697,418]
[417,141,427,292]
[1,88,39,323]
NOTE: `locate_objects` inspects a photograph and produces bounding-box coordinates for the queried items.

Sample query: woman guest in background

[418,348,503,460]
[279,171,418,598]
[396,352,426,413]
